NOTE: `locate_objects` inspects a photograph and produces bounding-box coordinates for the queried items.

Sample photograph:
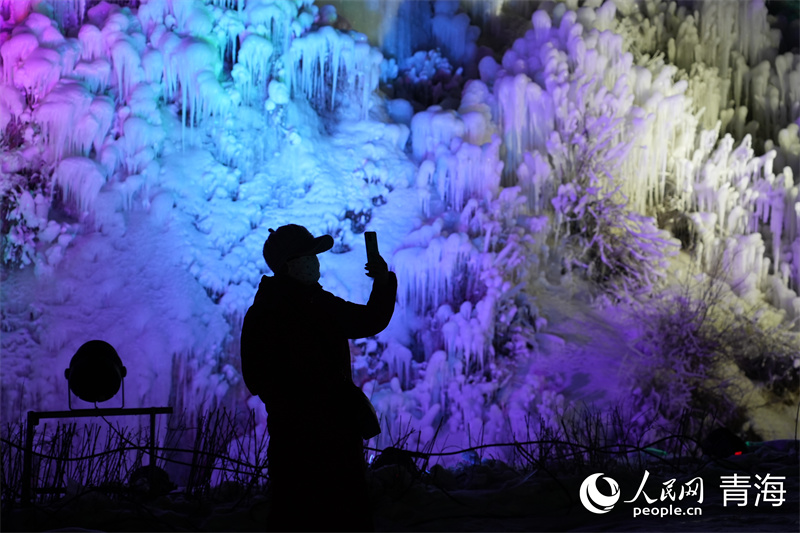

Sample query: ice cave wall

[1,0,799,458]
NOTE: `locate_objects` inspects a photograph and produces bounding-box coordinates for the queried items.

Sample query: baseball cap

[262,224,334,273]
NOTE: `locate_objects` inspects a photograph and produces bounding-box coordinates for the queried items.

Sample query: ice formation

[284,25,383,118]
[1,0,799,466]
[52,156,106,214]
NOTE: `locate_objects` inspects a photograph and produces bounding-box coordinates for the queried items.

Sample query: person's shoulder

[313,286,349,308]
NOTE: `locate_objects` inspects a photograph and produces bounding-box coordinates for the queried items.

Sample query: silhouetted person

[241,224,397,532]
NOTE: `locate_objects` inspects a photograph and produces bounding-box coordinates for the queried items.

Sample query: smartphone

[364,231,379,263]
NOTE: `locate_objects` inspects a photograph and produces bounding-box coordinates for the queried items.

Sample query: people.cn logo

[579,473,621,514]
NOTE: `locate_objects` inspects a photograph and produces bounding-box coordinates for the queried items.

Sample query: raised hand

[365,254,389,282]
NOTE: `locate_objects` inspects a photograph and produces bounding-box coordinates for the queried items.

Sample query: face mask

[285,254,320,285]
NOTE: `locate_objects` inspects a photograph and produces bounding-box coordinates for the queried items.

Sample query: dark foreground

[3,442,798,532]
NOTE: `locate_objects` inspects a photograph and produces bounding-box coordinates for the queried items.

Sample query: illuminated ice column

[33,80,93,161]
[284,25,382,118]
[430,1,479,67]
[158,35,229,141]
[410,106,465,161]
[493,73,553,184]
[433,136,502,212]
[53,157,106,215]
[393,231,476,316]
[234,34,274,104]
[516,150,553,214]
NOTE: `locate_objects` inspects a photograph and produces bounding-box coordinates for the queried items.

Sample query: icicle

[136,0,169,38]
[284,25,382,118]
[214,9,245,66]
[164,35,227,141]
[72,58,111,93]
[50,0,87,31]
[236,33,274,104]
[394,231,477,314]
[71,95,113,156]
[430,9,477,66]
[155,30,182,101]
[0,81,24,132]
[432,135,502,212]
[53,156,106,214]
[33,80,93,161]
[12,46,62,100]
[141,48,164,85]
[1,31,39,85]
[493,73,554,182]
[245,0,295,54]
[109,35,143,102]
[170,1,213,37]
[791,236,800,292]
[121,116,165,173]
[381,341,412,389]
[517,150,553,213]
[410,106,465,160]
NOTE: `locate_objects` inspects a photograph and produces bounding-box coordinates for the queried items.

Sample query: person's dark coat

[240,271,397,531]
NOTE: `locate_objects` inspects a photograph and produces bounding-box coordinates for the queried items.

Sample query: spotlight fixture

[64,340,127,408]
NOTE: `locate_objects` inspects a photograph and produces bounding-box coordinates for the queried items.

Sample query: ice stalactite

[477,6,689,212]
[1,31,39,86]
[381,341,412,389]
[9,46,62,101]
[431,135,503,213]
[493,73,553,184]
[121,115,165,173]
[109,35,144,102]
[152,27,181,100]
[745,56,800,144]
[733,0,777,68]
[668,12,701,72]
[719,233,769,301]
[53,157,106,214]
[72,58,111,93]
[430,1,479,68]
[394,230,478,316]
[233,33,273,105]
[684,128,800,305]
[516,150,553,214]
[411,106,465,161]
[0,11,78,104]
[136,0,168,37]
[156,34,229,140]
[416,159,435,217]
[244,0,298,57]
[668,0,798,146]
[170,1,213,37]
[50,0,87,31]
[140,46,164,85]
[208,0,244,12]
[78,95,114,156]
[33,80,94,161]
[213,8,245,67]
[0,80,23,132]
[441,297,495,375]
[284,25,383,119]
[458,79,494,144]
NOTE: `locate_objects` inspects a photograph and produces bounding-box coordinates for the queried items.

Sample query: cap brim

[311,235,334,254]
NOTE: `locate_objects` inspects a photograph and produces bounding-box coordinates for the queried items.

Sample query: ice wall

[1,0,799,462]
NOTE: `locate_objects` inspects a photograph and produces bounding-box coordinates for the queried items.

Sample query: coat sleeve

[321,272,398,339]
[240,304,269,398]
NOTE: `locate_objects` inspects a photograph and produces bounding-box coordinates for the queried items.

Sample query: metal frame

[21,406,173,505]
